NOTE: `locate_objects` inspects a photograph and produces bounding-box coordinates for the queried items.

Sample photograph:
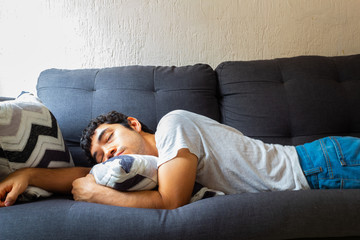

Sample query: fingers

[4,184,22,207]
[0,189,7,207]
[71,175,98,202]
[85,174,95,181]
[0,169,31,207]
[0,182,11,207]
[0,183,22,207]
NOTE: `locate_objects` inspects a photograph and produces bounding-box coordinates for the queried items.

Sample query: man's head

[80,111,154,164]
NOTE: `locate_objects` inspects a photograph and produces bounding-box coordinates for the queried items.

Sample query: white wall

[0,0,359,97]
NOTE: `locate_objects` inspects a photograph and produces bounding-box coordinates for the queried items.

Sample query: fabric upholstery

[1,190,360,240]
[216,55,360,145]
[37,64,219,166]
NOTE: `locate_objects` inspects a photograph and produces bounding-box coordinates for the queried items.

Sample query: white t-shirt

[155,110,310,194]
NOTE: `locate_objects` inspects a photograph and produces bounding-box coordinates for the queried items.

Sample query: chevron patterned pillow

[90,154,158,191]
[0,92,74,202]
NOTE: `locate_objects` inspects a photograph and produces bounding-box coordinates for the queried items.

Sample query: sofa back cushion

[216,54,360,145]
[37,64,220,165]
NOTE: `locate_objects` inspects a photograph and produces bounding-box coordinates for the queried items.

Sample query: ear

[127,117,142,133]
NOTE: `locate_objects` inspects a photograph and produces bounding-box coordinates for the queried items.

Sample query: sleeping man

[1,110,360,208]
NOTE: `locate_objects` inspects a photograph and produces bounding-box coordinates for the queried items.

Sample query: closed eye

[107,133,113,142]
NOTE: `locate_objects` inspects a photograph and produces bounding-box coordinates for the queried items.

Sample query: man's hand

[72,174,101,202]
[0,169,30,207]
[0,167,90,207]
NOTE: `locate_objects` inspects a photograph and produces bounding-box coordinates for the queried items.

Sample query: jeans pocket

[330,137,360,166]
[319,178,360,189]
[319,179,341,189]
[342,179,360,188]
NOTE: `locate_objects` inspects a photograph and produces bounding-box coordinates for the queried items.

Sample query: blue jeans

[296,136,360,189]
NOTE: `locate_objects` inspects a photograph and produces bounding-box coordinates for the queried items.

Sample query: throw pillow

[0,92,74,201]
[90,154,224,203]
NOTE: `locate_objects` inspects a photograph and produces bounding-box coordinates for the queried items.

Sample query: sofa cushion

[0,92,74,200]
[216,54,360,145]
[1,190,360,240]
[37,64,220,165]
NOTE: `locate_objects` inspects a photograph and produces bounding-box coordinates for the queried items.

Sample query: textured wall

[0,0,359,97]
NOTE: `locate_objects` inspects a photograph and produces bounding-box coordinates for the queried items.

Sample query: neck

[141,132,158,157]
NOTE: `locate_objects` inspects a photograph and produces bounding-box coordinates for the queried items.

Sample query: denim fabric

[296,136,360,189]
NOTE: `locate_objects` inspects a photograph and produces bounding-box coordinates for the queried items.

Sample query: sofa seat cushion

[1,190,360,240]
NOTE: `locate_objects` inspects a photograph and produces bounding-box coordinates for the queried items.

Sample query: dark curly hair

[80,111,154,164]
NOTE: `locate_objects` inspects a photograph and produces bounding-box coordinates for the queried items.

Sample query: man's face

[90,123,146,164]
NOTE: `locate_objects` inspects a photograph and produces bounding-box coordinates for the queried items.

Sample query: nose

[104,147,116,162]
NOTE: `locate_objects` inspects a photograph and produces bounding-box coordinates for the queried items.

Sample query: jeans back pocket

[330,136,360,166]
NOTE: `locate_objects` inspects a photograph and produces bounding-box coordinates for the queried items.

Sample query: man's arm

[72,148,198,209]
[0,167,90,207]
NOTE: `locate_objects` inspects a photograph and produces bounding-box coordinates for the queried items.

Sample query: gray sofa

[1,54,360,239]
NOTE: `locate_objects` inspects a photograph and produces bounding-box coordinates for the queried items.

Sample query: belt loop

[303,167,323,176]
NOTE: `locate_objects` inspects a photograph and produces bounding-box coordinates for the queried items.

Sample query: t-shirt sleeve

[155,110,202,167]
